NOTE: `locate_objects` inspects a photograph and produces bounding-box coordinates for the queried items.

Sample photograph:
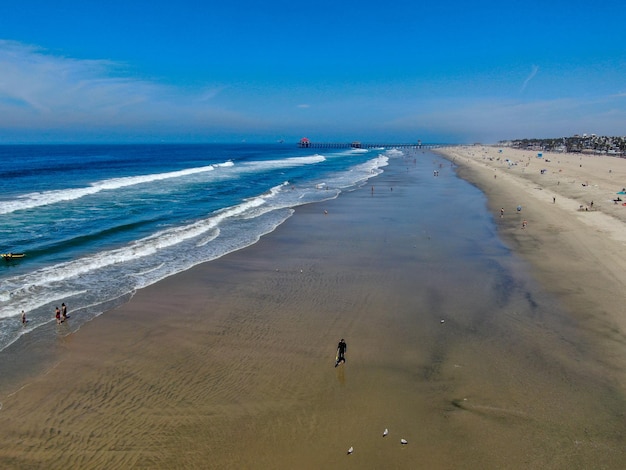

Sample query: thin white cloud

[197,86,227,102]
[520,65,539,93]
[0,41,139,115]
[0,40,246,136]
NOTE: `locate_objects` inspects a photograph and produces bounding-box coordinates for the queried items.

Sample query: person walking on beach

[61,303,68,320]
[55,306,62,324]
[500,208,504,218]
[335,338,347,367]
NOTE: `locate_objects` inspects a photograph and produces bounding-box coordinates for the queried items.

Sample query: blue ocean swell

[0,144,390,351]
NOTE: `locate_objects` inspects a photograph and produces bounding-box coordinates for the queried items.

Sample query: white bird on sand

[347,446,354,455]
[383,428,389,437]
[400,438,408,445]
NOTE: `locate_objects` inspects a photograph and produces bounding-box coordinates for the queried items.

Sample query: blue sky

[1,0,625,143]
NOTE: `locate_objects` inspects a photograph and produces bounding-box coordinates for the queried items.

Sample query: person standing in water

[335,338,347,367]
[61,303,68,320]
[21,310,26,325]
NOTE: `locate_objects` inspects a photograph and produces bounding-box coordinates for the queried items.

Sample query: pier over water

[297,138,436,149]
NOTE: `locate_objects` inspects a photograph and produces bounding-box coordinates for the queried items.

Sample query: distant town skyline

[506,134,626,155]
[1,0,625,144]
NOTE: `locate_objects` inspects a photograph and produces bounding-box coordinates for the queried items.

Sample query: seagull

[347,446,354,455]
[383,428,389,437]
[400,439,408,445]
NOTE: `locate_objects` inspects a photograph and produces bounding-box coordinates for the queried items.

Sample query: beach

[441,146,626,374]
[1,148,626,469]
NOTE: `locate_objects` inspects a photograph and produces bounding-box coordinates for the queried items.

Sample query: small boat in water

[1,253,25,260]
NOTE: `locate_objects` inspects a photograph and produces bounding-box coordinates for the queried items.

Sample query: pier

[297,138,437,149]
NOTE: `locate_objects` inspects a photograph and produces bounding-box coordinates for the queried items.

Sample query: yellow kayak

[1,253,25,260]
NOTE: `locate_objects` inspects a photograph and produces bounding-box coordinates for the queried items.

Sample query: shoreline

[438,145,626,384]
[1,149,626,468]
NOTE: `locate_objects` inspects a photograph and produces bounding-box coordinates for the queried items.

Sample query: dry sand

[1,149,626,469]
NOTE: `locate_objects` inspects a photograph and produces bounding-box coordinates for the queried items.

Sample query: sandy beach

[1,148,626,469]
[440,146,626,370]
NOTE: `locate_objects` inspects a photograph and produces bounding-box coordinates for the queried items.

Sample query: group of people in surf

[55,303,68,324]
[19,302,68,326]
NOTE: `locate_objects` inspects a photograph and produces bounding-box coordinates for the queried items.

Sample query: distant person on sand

[522,219,527,229]
[335,339,347,367]
[61,303,68,320]
[500,208,504,218]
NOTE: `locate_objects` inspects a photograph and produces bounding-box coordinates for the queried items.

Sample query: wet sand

[440,146,626,381]
[1,150,626,469]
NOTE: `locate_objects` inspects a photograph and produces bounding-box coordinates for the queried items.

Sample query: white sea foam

[129,263,166,277]
[0,184,288,320]
[0,288,86,321]
[0,156,325,215]
[1,156,384,300]
[0,152,390,350]
[0,163,225,215]
[385,149,404,157]
[195,229,220,247]
[241,155,326,170]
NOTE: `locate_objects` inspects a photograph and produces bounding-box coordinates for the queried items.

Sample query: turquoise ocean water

[0,144,395,351]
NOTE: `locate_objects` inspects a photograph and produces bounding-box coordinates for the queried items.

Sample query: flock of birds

[347,429,408,455]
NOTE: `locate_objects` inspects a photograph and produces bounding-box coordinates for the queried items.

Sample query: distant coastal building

[299,137,311,148]
[506,134,626,156]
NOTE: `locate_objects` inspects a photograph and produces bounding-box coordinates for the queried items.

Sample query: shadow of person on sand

[336,364,345,386]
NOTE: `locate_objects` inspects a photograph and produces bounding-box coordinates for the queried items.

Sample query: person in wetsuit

[335,338,347,367]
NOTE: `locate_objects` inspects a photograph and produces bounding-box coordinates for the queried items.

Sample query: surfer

[335,338,347,367]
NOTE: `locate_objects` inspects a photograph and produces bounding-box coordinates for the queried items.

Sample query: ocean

[0,143,395,352]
